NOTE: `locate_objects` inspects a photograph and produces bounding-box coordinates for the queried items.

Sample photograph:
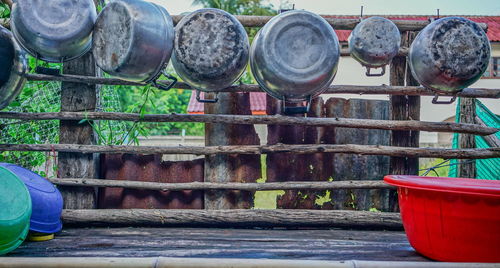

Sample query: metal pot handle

[365,66,386,77]
[196,90,219,103]
[432,94,457,104]
[152,71,177,91]
[34,55,63,75]
[282,96,312,115]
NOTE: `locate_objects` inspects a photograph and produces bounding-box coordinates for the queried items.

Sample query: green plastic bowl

[0,166,32,255]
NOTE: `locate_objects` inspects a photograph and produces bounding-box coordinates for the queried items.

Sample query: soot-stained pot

[0,26,28,110]
[93,0,176,90]
[10,0,97,63]
[409,17,490,96]
[172,8,249,102]
[349,16,401,76]
[250,10,340,113]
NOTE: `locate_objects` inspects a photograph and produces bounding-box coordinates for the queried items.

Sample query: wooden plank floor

[8,228,429,261]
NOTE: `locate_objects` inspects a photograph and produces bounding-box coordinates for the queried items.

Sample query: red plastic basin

[384,175,500,262]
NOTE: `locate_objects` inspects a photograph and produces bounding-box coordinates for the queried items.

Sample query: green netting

[449,98,500,180]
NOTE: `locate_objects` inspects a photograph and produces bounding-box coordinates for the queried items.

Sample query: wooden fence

[0,15,498,229]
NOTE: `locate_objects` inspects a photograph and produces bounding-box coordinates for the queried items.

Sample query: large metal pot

[93,0,176,90]
[0,26,28,110]
[172,8,249,102]
[10,0,97,63]
[349,16,400,76]
[409,17,490,95]
[250,10,340,111]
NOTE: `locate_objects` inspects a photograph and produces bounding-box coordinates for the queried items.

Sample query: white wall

[325,43,500,123]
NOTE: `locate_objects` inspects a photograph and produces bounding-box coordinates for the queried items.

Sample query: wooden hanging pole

[1,143,498,159]
[0,112,497,135]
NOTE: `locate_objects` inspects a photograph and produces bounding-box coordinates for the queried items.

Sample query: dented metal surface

[0,26,27,110]
[172,8,249,92]
[409,17,491,93]
[92,0,175,84]
[10,0,96,62]
[349,16,401,76]
[250,10,340,102]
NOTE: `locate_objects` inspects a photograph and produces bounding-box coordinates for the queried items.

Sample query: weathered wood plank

[24,74,500,98]
[326,98,394,211]
[204,92,261,209]
[0,112,496,135]
[60,209,402,229]
[2,143,498,159]
[10,228,427,262]
[58,53,98,209]
[49,178,394,190]
[458,98,477,178]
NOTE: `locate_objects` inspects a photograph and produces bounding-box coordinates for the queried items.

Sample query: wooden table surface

[8,227,429,261]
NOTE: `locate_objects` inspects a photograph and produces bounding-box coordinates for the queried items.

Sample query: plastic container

[0,163,63,234]
[384,175,500,262]
[0,166,32,255]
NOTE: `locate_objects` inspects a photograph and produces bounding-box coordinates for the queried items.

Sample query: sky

[149,0,500,16]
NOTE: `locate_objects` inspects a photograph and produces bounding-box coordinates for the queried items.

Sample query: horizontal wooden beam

[1,258,494,268]
[1,112,497,135]
[3,14,486,32]
[171,15,488,31]
[62,209,403,229]
[49,178,394,191]
[1,143,498,159]
[25,73,500,98]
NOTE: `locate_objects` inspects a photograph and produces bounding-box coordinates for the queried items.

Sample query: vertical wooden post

[204,92,261,210]
[405,32,421,176]
[458,98,477,178]
[390,31,419,176]
[58,53,99,209]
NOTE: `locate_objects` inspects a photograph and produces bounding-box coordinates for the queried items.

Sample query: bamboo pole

[61,209,403,229]
[0,112,497,135]
[1,143,498,159]
[24,73,500,98]
[1,258,494,268]
[48,178,394,191]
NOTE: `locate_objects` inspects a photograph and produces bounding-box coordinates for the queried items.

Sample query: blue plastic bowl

[0,163,63,233]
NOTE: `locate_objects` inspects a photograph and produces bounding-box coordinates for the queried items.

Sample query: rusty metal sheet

[98,154,204,209]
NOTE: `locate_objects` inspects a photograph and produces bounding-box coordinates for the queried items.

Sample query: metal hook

[437,9,440,19]
[196,90,219,103]
[282,95,312,115]
[360,6,364,20]
[432,94,457,104]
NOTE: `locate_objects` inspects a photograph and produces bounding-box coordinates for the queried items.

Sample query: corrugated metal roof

[326,15,500,42]
[187,92,267,114]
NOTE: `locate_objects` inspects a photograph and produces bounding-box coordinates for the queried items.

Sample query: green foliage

[192,0,276,16]
[0,3,10,18]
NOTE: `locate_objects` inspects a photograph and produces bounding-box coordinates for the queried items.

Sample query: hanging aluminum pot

[92,0,176,90]
[0,26,28,110]
[250,10,340,114]
[172,8,249,103]
[409,17,490,103]
[10,0,97,63]
[349,16,401,76]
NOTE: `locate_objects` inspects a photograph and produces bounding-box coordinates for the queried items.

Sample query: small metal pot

[349,16,400,77]
[250,10,340,113]
[93,0,176,90]
[409,17,490,100]
[172,8,249,102]
[0,26,28,110]
[10,0,97,63]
